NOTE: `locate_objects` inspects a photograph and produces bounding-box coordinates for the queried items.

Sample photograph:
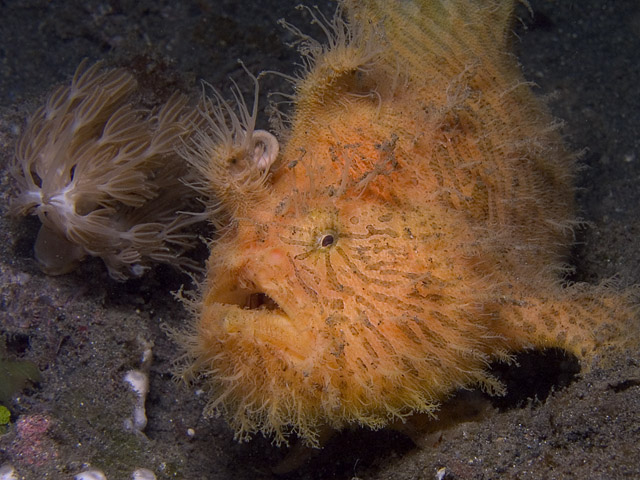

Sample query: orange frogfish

[175,0,639,446]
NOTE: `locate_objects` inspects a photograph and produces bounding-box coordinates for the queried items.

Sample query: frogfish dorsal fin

[344,0,518,82]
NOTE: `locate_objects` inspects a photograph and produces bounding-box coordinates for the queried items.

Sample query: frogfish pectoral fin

[496,284,640,359]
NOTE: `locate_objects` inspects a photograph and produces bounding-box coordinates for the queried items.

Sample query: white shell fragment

[251,129,279,170]
[74,470,107,480]
[0,464,18,480]
[132,469,156,480]
[123,338,153,432]
[123,370,149,431]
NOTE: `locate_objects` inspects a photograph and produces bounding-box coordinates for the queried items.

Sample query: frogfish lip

[202,271,317,364]
[212,300,316,362]
[206,279,288,319]
[203,280,316,362]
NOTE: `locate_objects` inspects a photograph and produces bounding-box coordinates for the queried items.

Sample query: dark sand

[1,1,640,479]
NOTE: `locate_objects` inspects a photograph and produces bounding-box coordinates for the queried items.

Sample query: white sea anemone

[10,61,205,280]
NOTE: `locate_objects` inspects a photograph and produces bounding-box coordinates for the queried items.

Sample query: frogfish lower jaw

[203,267,312,352]
[205,277,290,328]
[202,300,317,364]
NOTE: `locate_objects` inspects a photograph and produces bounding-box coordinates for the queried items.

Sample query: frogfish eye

[320,233,335,248]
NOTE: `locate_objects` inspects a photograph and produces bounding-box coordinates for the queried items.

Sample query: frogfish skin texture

[176,0,639,446]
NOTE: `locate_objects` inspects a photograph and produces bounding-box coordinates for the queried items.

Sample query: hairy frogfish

[175,0,639,447]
